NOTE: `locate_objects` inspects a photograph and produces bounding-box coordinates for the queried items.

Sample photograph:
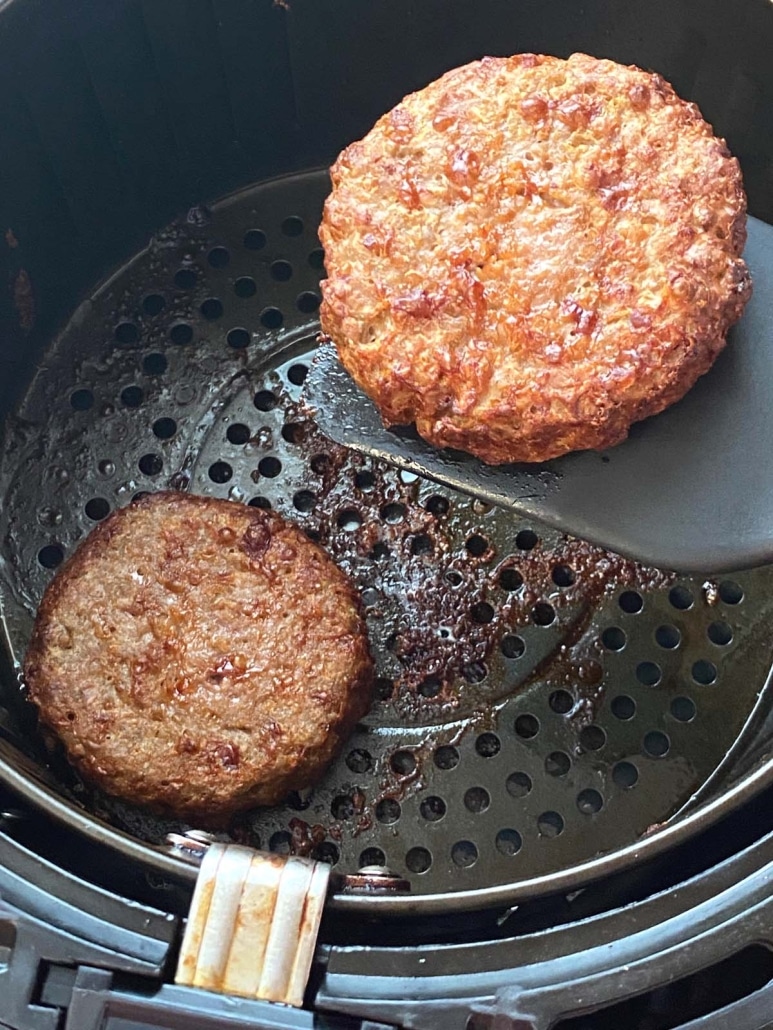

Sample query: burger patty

[319,52,752,464]
[24,492,374,824]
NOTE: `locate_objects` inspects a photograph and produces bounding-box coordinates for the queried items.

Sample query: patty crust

[24,492,373,824]
[320,52,752,464]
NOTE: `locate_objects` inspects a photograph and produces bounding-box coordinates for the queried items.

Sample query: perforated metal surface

[2,170,773,897]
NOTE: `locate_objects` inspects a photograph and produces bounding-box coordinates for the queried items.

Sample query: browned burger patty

[24,492,373,824]
[320,53,752,464]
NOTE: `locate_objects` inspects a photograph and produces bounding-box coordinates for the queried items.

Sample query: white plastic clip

[175,843,331,1006]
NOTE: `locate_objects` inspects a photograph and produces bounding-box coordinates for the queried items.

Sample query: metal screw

[339,865,411,895]
[164,829,218,864]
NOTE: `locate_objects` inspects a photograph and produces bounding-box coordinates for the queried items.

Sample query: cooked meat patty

[320,52,751,464]
[24,492,373,824]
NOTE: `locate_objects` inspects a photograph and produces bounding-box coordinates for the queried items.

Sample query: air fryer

[1,2,773,1029]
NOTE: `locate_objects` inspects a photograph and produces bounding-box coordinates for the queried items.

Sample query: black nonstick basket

[2,1,773,1028]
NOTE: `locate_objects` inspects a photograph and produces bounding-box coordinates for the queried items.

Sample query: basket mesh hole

[270,260,293,282]
[142,294,166,315]
[708,621,733,646]
[515,714,539,739]
[719,580,744,605]
[254,389,277,411]
[463,661,487,684]
[545,751,571,776]
[551,564,575,587]
[602,626,626,651]
[501,634,525,659]
[426,495,450,516]
[70,388,94,411]
[452,840,478,867]
[532,602,555,626]
[359,848,386,868]
[613,761,639,788]
[331,795,356,820]
[248,496,271,509]
[207,246,230,268]
[655,624,681,649]
[549,689,573,714]
[169,323,193,345]
[506,771,532,797]
[381,503,406,524]
[370,542,390,561]
[471,602,495,624]
[446,570,463,587]
[312,842,339,866]
[200,298,223,320]
[420,796,446,821]
[669,585,694,610]
[496,829,522,856]
[38,544,64,568]
[464,786,490,813]
[643,730,670,757]
[636,661,662,686]
[152,417,177,440]
[361,588,380,608]
[114,321,139,344]
[226,423,250,445]
[121,386,143,408]
[390,750,417,776]
[208,461,232,484]
[498,567,523,591]
[337,508,362,532]
[418,676,441,698]
[410,533,434,557]
[234,276,256,298]
[375,798,401,824]
[619,590,643,614]
[260,307,283,329]
[406,847,432,873]
[85,498,110,521]
[537,811,564,837]
[142,353,167,375]
[611,695,636,720]
[138,453,163,476]
[281,422,305,445]
[579,725,606,751]
[345,748,372,773]
[671,696,697,722]
[475,732,501,758]
[174,268,197,290]
[293,490,316,513]
[269,831,292,854]
[308,247,325,269]
[287,363,309,386]
[243,229,266,250]
[465,534,488,556]
[692,659,717,685]
[516,529,538,550]
[354,470,375,491]
[375,677,394,700]
[296,291,321,313]
[227,327,250,349]
[282,215,304,237]
[434,745,459,770]
[577,788,604,814]
[258,456,282,478]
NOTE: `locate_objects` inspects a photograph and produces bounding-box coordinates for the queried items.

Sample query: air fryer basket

[0,0,773,919]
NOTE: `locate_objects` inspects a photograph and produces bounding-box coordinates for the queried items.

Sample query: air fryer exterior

[1,1,773,1028]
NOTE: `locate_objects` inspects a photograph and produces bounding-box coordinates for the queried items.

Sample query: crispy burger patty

[320,53,752,464]
[24,493,373,824]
